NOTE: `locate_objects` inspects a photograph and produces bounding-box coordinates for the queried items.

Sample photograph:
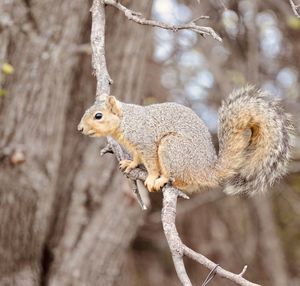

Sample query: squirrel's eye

[94,112,103,120]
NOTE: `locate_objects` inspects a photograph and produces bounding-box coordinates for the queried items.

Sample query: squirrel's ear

[105,96,122,116]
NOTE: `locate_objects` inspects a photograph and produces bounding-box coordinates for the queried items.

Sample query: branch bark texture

[91,0,112,98]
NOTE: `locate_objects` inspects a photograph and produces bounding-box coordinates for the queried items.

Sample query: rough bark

[0,0,152,285]
[0,0,90,283]
[47,1,153,285]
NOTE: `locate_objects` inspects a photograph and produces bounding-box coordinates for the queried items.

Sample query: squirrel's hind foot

[144,174,159,192]
[145,175,169,192]
[153,176,169,191]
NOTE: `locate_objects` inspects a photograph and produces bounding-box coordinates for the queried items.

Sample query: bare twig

[201,264,219,286]
[239,266,248,277]
[89,1,261,285]
[103,0,222,42]
[131,179,147,210]
[289,0,300,18]
[100,143,113,156]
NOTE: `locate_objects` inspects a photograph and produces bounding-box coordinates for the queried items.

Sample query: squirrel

[78,86,293,195]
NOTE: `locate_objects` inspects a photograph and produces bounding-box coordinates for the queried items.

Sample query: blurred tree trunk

[0,1,151,285]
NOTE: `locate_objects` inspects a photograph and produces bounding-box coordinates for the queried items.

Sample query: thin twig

[100,143,113,156]
[201,264,219,286]
[131,179,147,210]
[289,0,300,18]
[239,266,248,277]
[104,0,222,42]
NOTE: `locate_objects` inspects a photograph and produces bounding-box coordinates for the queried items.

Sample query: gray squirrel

[78,86,293,194]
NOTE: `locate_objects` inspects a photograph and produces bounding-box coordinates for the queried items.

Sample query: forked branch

[289,0,300,18]
[90,0,260,285]
[162,188,260,286]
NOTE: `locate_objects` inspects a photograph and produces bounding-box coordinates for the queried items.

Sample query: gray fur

[82,86,293,195]
[219,86,294,194]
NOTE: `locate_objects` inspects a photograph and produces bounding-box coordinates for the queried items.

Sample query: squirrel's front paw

[144,175,159,192]
[119,159,138,173]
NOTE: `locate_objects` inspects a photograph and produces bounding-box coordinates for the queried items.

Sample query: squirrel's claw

[153,176,169,191]
[119,159,138,173]
[145,174,164,192]
[119,159,131,171]
[144,175,156,192]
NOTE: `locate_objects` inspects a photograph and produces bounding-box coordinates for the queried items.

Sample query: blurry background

[0,0,299,285]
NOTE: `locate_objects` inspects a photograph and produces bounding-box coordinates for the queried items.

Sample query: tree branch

[289,0,300,18]
[162,188,260,286]
[90,0,112,98]
[89,0,261,285]
[90,0,147,208]
[103,0,222,42]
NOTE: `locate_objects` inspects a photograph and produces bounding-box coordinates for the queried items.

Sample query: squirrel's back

[121,102,212,139]
[120,102,217,171]
[120,86,293,194]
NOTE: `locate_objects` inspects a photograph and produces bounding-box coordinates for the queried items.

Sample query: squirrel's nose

[77,123,84,132]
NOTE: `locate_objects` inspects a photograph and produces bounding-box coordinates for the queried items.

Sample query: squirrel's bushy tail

[216,86,293,195]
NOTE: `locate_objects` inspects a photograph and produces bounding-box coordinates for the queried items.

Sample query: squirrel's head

[77,96,122,137]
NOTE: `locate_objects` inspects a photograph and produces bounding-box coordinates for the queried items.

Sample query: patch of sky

[256,12,282,59]
[193,102,218,131]
[177,30,197,48]
[152,0,178,23]
[260,27,282,59]
[174,3,191,22]
[155,28,174,42]
[185,81,207,101]
[262,81,282,99]
[153,0,192,23]
[196,70,214,89]
[153,32,174,62]
[212,45,230,64]
[222,10,239,38]
[178,50,204,67]
[256,11,277,27]
[276,67,298,89]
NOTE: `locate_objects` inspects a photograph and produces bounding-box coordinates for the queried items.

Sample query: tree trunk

[0,1,152,285]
